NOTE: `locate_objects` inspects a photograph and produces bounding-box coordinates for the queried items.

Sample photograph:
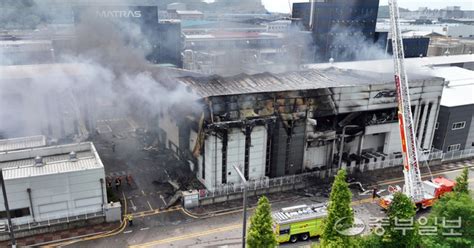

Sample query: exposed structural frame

[388,0,424,202]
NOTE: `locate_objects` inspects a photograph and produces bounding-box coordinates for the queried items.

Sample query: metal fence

[199,148,474,199]
[0,208,104,233]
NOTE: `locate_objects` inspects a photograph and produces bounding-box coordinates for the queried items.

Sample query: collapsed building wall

[157,68,444,190]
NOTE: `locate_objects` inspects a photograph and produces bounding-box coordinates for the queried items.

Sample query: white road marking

[147,200,153,211]
[140,227,150,231]
[130,199,137,212]
[124,230,133,234]
[160,194,167,205]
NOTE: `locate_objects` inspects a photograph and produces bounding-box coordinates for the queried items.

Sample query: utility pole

[0,169,16,248]
[338,125,359,169]
[233,165,247,248]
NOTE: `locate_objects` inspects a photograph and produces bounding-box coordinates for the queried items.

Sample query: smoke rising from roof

[0,3,198,139]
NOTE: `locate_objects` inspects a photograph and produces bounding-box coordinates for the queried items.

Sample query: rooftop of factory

[0,142,104,180]
[305,54,474,73]
[431,66,474,107]
[0,135,46,153]
[272,204,328,225]
[176,67,439,98]
[184,31,283,40]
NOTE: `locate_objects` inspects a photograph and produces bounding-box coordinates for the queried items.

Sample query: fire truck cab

[379,176,455,210]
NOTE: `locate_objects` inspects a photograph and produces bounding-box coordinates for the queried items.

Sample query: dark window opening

[0,207,30,219]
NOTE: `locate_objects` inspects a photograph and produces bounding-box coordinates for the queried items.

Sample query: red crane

[378,0,455,210]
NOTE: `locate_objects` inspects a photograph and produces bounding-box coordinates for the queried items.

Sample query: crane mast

[388,0,424,202]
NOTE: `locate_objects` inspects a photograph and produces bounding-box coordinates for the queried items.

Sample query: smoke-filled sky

[263,0,474,13]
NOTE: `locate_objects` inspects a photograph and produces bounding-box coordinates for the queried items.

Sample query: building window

[452,121,466,130]
[435,122,439,129]
[0,207,31,219]
[447,144,461,152]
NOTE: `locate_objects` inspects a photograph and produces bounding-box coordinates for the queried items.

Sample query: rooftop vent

[69,151,78,161]
[34,156,43,166]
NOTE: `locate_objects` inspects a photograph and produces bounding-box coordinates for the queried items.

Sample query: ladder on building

[388,0,425,202]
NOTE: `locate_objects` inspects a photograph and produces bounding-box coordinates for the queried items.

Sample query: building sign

[95,10,142,18]
[73,6,158,24]
[374,90,396,98]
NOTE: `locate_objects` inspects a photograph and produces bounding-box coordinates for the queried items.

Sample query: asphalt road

[69,163,473,248]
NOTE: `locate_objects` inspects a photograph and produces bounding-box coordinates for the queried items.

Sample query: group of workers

[106,175,133,190]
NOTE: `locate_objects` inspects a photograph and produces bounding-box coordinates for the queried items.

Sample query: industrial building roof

[306,54,474,73]
[0,142,104,180]
[0,135,46,152]
[176,67,434,98]
[431,66,474,107]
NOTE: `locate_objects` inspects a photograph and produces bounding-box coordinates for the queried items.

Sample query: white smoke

[0,3,198,139]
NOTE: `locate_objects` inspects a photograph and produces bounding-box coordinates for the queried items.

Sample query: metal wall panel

[248,126,267,180]
[303,145,329,170]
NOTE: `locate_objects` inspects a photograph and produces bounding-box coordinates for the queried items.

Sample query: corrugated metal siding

[226,129,245,184]
[0,151,92,168]
[178,68,398,97]
[204,134,223,188]
[248,126,267,180]
[304,145,329,169]
[0,135,46,152]
[2,158,100,180]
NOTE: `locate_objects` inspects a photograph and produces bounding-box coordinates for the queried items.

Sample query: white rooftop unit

[0,135,46,153]
[0,142,106,226]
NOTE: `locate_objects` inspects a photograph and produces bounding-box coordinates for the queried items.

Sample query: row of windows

[452,121,466,130]
[435,121,467,130]
[447,144,461,152]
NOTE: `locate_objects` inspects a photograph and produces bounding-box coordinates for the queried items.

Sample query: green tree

[383,192,418,248]
[320,169,354,247]
[453,167,469,194]
[421,192,474,248]
[246,196,277,248]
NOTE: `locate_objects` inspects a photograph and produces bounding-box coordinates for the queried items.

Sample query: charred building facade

[158,68,444,190]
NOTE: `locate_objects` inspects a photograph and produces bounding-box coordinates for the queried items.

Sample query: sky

[262,0,474,13]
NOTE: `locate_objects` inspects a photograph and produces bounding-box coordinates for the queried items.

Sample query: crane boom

[388,0,424,202]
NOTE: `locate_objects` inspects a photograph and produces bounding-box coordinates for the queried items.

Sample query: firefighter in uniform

[127,214,134,226]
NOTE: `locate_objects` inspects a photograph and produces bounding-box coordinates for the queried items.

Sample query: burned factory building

[157,68,444,191]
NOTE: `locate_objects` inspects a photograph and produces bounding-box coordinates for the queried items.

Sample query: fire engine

[378,0,455,210]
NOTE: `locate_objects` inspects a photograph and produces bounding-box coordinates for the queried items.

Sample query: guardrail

[198,148,474,199]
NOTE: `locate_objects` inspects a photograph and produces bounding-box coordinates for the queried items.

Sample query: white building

[0,142,106,226]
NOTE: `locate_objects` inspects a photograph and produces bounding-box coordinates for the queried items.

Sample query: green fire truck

[272,203,327,243]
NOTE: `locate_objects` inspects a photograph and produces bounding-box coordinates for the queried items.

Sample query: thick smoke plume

[0,3,198,140]
[328,25,390,62]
